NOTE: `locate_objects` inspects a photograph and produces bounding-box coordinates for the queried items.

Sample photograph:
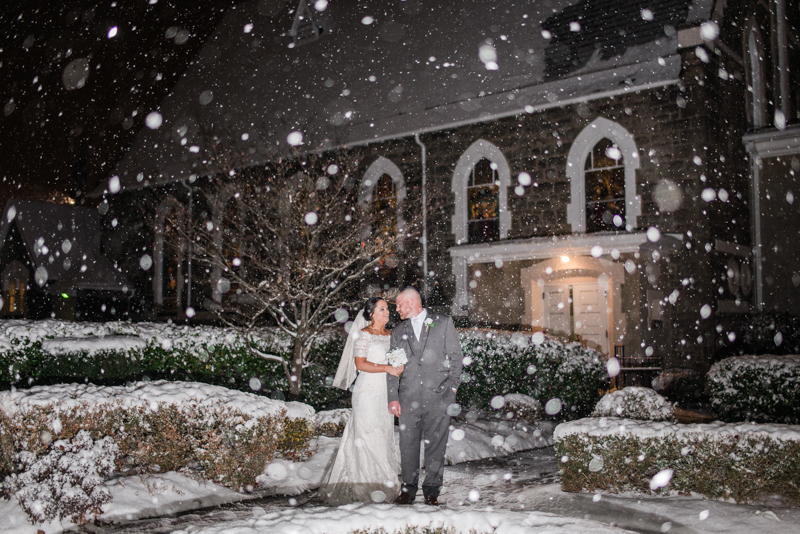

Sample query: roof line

[113,77,679,194]
[336,78,681,151]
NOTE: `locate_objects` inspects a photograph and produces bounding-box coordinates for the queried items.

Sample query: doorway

[542,280,610,354]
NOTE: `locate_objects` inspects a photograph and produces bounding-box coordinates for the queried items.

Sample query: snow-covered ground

[3,385,799,534]
[4,435,799,534]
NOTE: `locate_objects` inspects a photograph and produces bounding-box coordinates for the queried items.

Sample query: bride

[319,297,404,504]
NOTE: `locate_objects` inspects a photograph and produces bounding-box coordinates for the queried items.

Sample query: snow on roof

[0,199,129,292]
[108,0,714,192]
[0,380,315,422]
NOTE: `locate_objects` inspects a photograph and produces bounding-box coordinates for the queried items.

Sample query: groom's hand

[389,401,401,416]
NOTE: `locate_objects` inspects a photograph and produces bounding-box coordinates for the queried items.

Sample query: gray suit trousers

[398,391,453,498]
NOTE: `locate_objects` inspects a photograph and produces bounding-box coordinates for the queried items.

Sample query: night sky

[0,0,235,208]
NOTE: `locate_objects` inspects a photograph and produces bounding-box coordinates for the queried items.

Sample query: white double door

[542,281,610,355]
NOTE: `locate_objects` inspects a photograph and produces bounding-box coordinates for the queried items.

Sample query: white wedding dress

[319,331,401,504]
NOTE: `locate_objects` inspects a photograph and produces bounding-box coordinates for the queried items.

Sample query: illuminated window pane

[371,174,397,237]
[585,138,625,232]
[468,159,499,243]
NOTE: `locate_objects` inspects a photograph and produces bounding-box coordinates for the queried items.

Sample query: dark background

[0,0,236,208]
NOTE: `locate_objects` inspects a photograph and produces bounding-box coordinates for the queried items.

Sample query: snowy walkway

[68,446,800,534]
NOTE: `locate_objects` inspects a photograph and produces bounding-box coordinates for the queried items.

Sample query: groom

[387,287,463,506]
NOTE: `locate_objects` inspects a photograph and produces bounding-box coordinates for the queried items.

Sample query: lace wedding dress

[319,331,401,504]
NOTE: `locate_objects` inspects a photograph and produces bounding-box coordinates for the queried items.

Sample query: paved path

[85,447,800,534]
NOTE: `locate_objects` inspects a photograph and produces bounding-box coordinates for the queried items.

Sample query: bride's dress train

[319,331,401,504]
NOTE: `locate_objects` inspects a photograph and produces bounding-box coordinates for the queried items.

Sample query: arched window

[360,156,406,243]
[3,261,28,316]
[746,26,766,128]
[566,117,640,233]
[162,209,184,310]
[372,174,397,237]
[467,159,500,243]
[153,197,186,311]
[451,139,511,245]
[585,138,625,232]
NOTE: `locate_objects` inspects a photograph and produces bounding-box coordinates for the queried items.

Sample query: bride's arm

[355,357,402,376]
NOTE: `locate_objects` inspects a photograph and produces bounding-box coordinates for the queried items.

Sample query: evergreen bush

[0,320,607,418]
[555,417,800,503]
[707,355,800,424]
[457,331,607,420]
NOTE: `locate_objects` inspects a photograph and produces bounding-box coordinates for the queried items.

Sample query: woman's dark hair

[363,297,385,320]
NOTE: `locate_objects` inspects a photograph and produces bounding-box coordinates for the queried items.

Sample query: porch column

[451,256,469,316]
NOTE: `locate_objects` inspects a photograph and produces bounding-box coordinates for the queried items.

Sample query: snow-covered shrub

[1,430,117,525]
[0,320,606,417]
[195,406,286,489]
[0,381,313,490]
[0,411,14,480]
[591,387,674,421]
[0,319,346,409]
[707,355,800,423]
[352,527,457,534]
[555,418,800,503]
[315,408,351,437]
[503,393,542,423]
[457,331,607,420]
[276,416,315,462]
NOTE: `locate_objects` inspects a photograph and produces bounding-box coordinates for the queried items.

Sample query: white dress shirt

[410,309,427,341]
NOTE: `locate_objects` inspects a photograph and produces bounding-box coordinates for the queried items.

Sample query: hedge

[0,320,347,408]
[0,381,315,489]
[707,355,800,424]
[554,417,800,503]
[0,320,607,418]
[457,331,607,419]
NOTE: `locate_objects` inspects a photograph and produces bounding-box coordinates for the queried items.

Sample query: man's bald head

[396,287,423,320]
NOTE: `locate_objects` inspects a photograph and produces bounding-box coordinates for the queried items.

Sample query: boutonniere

[424,317,435,331]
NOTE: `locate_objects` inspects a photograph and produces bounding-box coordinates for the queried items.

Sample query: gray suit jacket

[387,311,463,405]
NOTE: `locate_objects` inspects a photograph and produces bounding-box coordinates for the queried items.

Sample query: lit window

[467,159,500,243]
[585,138,625,232]
[371,174,397,237]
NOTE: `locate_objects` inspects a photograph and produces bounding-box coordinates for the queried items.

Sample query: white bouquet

[385,348,408,368]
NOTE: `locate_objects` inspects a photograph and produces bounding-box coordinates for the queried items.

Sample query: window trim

[359,156,407,248]
[746,23,767,129]
[451,139,511,245]
[566,117,640,233]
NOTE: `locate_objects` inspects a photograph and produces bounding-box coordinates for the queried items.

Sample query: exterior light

[561,256,570,263]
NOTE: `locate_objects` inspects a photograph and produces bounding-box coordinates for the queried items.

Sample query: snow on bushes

[0,320,606,419]
[1,430,116,525]
[0,319,344,408]
[707,355,800,424]
[502,393,542,423]
[554,417,800,503]
[315,408,351,437]
[0,380,316,525]
[591,387,674,421]
[457,331,607,419]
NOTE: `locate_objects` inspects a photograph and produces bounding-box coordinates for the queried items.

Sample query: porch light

[561,255,570,263]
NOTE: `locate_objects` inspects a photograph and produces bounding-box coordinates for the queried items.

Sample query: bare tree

[165,148,400,397]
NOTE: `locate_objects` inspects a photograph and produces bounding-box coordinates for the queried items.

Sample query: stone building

[94,0,800,381]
